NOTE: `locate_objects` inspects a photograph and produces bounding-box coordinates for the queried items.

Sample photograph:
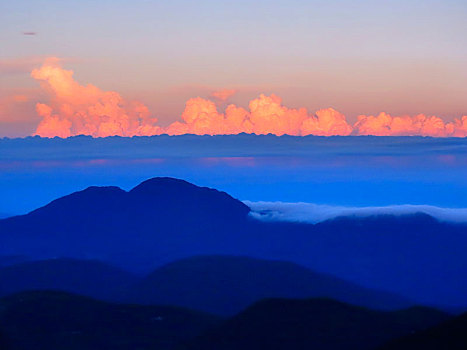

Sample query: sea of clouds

[245,201,467,224]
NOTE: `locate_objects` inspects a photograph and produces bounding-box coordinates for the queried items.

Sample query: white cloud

[244,201,467,224]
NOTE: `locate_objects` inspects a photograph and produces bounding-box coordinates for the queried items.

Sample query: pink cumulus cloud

[25,58,467,138]
[32,58,162,137]
[354,112,467,137]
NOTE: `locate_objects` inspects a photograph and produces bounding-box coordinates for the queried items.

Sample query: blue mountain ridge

[0,177,466,309]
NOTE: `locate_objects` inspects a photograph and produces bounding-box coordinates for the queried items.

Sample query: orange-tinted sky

[1,0,466,137]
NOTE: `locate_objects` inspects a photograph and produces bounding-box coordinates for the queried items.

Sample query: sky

[1,0,467,137]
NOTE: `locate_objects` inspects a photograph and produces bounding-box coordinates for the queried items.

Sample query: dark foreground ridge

[178,298,450,350]
[379,311,467,350]
[0,290,221,350]
[0,291,452,350]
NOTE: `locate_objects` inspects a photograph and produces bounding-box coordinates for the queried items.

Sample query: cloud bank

[32,58,162,137]
[354,112,467,137]
[245,201,467,224]
[29,58,467,138]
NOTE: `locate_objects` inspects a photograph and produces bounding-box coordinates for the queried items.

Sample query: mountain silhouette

[22,177,249,230]
[0,258,139,301]
[0,290,221,350]
[379,310,467,349]
[1,177,467,308]
[0,177,250,271]
[127,255,412,315]
[179,298,450,350]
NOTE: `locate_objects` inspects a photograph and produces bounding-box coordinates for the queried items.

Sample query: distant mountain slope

[379,311,467,350]
[1,177,467,308]
[0,291,221,350]
[128,255,412,315]
[306,213,467,307]
[0,258,139,301]
[180,298,450,350]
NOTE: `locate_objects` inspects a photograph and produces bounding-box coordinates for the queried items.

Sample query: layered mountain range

[1,177,467,349]
[1,177,466,308]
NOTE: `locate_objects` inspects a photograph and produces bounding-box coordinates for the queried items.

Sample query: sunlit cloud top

[29,59,467,138]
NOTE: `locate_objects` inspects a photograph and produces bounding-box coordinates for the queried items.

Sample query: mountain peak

[81,185,124,193]
[129,177,199,194]
[128,177,250,218]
